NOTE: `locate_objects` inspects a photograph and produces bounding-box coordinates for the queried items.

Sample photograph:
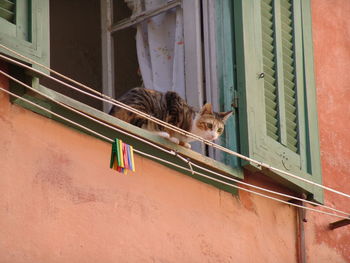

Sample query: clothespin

[110,139,116,169]
[130,145,135,172]
[110,138,136,174]
[117,139,125,173]
[123,143,129,170]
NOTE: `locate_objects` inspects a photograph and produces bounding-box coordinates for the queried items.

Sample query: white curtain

[125,0,185,97]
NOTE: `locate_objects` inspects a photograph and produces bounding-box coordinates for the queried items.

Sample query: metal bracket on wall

[329,218,350,230]
[231,88,239,109]
[288,193,308,223]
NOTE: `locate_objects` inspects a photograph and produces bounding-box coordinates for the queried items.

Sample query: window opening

[39,0,231,160]
[105,0,188,100]
[103,0,215,155]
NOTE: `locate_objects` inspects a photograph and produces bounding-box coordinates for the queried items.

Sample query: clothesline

[1,44,350,201]
[0,72,349,221]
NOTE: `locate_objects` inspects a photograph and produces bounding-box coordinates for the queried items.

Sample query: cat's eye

[207,123,213,129]
[217,128,223,133]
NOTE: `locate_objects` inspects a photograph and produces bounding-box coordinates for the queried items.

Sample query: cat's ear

[200,103,213,115]
[219,111,233,122]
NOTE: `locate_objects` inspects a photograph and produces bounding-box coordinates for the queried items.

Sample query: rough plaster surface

[307,0,350,262]
[0,69,298,262]
[1,0,350,261]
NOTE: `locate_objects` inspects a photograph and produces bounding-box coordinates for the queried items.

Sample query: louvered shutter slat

[281,0,298,153]
[260,0,300,153]
[0,0,15,23]
[262,0,280,141]
[285,95,296,110]
[281,21,293,34]
[265,92,278,108]
[0,0,14,10]
[283,69,295,82]
[283,62,294,75]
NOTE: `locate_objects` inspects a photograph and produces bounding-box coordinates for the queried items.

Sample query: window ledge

[11,82,243,194]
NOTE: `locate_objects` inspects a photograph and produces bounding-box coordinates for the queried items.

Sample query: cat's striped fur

[110,87,232,148]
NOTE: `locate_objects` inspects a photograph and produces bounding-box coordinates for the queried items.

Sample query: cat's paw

[184,142,191,149]
[156,131,170,139]
[168,137,180,144]
[180,142,192,149]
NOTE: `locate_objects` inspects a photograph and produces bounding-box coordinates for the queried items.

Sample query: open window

[103,0,203,109]
[0,0,322,201]
[0,0,243,194]
[41,0,236,159]
[101,0,231,156]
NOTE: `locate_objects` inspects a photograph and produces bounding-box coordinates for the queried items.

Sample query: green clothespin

[110,139,117,169]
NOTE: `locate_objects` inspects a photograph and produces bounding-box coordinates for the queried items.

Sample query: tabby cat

[110,87,232,148]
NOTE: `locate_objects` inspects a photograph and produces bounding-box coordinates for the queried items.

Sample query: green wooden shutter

[235,0,323,203]
[216,0,240,168]
[0,0,49,68]
[0,0,15,23]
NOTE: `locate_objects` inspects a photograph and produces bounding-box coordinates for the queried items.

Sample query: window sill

[10,82,244,194]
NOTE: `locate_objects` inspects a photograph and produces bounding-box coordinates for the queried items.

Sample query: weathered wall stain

[33,147,101,205]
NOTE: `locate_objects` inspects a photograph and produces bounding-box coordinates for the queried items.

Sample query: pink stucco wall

[0,0,350,262]
[0,69,299,262]
[305,0,350,262]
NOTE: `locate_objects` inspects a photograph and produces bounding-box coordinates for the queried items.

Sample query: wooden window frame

[0,0,49,69]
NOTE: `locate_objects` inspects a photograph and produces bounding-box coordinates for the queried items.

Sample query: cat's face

[191,103,233,141]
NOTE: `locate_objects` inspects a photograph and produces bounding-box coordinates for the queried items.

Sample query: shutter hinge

[231,89,239,109]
